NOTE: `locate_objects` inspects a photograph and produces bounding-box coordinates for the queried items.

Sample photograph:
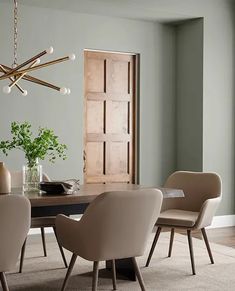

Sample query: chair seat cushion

[31,217,56,228]
[157,209,199,227]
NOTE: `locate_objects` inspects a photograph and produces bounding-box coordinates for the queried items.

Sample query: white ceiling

[0,0,201,23]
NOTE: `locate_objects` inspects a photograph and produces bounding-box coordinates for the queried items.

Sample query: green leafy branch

[0,121,67,168]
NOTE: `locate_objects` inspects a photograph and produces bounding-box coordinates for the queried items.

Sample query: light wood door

[84,50,136,184]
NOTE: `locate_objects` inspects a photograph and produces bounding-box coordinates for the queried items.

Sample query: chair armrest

[194,196,221,229]
[55,214,81,252]
[161,197,184,212]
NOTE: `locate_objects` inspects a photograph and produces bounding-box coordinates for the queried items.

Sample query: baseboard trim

[208,215,235,228]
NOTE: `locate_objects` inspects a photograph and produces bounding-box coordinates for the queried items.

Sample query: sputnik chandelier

[0,0,75,96]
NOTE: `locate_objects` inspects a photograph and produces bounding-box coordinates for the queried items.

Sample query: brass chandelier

[0,0,76,96]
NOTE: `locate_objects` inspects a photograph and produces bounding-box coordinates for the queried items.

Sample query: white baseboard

[208,215,235,228]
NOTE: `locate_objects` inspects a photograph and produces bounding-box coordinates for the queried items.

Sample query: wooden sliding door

[84,50,137,184]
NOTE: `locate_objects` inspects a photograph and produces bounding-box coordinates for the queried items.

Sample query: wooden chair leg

[201,228,214,264]
[145,226,162,267]
[111,259,117,290]
[61,253,77,291]
[53,226,68,268]
[132,257,146,291]
[92,261,99,291]
[168,228,175,257]
[187,229,196,275]
[41,227,47,257]
[19,238,27,273]
[0,272,9,291]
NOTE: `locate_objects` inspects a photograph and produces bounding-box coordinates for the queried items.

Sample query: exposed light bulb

[60,87,67,95]
[22,90,28,96]
[69,54,76,61]
[67,88,71,95]
[3,86,11,94]
[35,58,40,65]
[46,46,54,54]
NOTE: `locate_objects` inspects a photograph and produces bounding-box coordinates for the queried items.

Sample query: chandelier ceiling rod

[0,0,76,96]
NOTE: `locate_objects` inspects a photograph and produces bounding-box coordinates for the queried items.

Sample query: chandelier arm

[9,59,39,89]
[23,75,60,91]
[0,64,25,93]
[0,56,70,81]
[2,64,60,91]
[1,1,73,95]
[0,49,48,80]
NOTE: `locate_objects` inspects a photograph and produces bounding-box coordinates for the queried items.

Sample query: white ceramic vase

[0,161,11,194]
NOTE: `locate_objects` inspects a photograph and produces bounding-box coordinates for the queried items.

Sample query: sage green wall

[202,4,235,215]
[0,3,176,186]
[166,0,235,215]
[0,0,235,216]
[175,19,203,171]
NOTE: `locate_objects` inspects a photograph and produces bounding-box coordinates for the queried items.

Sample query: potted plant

[0,121,67,191]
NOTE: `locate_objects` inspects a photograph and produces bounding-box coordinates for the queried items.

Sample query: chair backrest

[11,171,50,187]
[76,189,163,261]
[0,195,30,272]
[164,171,222,212]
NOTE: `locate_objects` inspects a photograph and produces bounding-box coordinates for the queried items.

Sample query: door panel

[87,101,104,134]
[86,142,104,176]
[87,59,105,93]
[106,101,128,134]
[107,142,128,175]
[84,50,136,184]
[107,60,130,94]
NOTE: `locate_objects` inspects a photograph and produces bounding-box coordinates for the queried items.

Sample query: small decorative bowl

[39,181,72,194]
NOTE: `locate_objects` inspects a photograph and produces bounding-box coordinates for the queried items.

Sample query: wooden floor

[176,227,235,248]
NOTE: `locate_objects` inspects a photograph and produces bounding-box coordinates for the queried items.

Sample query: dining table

[12,183,184,281]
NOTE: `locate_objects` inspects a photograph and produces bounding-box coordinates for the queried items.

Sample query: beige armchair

[0,195,30,291]
[146,171,222,275]
[56,189,163,291]
[11,171,67,272]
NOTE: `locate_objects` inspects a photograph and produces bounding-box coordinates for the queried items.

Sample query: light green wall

[0,0,235,216]
[202,6,235,215]
[168,0,235,215]
[0,3,176,186]
[175,19,203,171]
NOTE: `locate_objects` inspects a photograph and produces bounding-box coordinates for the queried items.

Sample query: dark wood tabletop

[11,183,184,207]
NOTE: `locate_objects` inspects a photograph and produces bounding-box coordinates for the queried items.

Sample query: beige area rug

[6,231,235,291]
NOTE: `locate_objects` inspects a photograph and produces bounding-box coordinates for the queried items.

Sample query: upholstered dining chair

[56,189,163,291]
[145,171,222,275]
[11,171,68,273]
[0,194,30,291]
